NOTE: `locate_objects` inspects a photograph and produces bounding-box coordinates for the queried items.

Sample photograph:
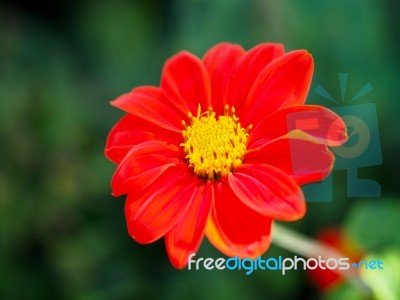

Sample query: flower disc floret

[181,105,251,180]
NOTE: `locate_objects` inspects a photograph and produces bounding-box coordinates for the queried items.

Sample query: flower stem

[272,222,343,259]
[272,222,372,294]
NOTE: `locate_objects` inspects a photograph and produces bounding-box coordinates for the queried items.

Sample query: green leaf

[360,249,400,300]
[324,282,370,300]
[344,199,400,251]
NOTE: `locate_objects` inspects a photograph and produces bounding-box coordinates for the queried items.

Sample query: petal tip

[339,128,349,144]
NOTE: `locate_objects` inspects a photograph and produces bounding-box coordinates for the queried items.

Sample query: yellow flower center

[181,105,251,180]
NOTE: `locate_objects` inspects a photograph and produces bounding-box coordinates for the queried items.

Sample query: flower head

[308,228,364,291]
[105,43,348,268]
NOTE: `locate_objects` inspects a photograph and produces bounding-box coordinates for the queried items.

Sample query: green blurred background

[1,0,399,299]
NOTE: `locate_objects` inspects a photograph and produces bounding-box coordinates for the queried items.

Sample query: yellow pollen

[181,104,251,180]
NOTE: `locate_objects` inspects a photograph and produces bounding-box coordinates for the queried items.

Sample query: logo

[187,253,384,275]
[287,73,382,202]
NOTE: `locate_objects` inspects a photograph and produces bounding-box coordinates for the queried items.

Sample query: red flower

[308,228,364,291]
[105,43,347,269]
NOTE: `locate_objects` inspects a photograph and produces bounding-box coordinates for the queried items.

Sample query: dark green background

[1,0,399,299]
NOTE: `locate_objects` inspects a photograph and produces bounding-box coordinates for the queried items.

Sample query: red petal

[227,43,284,109]
[111,140,185,196]
[161,51,211,116]
[125,171,198,244]
[228,164,305,221]
[308,229,346,290]
[245,138,334,186]
[202,43,245,115]
[165,182,213,269]
[105,114,182,164]
[205,182,273,258]
[248,105,348,148]
[111,86,183,132]
[241,50,314,127]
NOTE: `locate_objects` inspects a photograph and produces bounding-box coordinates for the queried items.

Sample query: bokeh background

[1,0,399,299]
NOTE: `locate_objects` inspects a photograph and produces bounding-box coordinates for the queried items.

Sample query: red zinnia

[308,228,364,291]
[105,43,347,269]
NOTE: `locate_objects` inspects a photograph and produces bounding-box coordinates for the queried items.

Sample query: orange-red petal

[161,51,211,117]
[228,164,305,221]
[105,114,182,164]
[165,182,213,269]
[125,171,198,244]
[205,182,273,258]
[245,138,334,186]
[202,43,245,115]
[308,228,364,290]
[111,86,183,132]
[248,105,347,148]
[240,50,314,127]
[111,140,185,196]
[227,43,284,110]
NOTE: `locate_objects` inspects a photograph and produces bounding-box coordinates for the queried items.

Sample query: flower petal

[227,43,284,109]
[111,86,184,132]
[248,105,347,148]
[111,140,185,197]
[205,182,273,258]
[240,50,314,126]
[161,51,211,116]
[228,164,305,221]
[202,43,245,115]
[245,138,334,186]
[125,171,198,244]
[165,182,213,269]
[105,114,182,164]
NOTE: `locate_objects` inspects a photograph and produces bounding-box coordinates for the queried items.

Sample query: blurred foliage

[0,0,399,299]
[360,249,400,300]
[345,200,400,251]
[326,199,400,300]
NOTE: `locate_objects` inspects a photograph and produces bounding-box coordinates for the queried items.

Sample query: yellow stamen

[181,104,250,180]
